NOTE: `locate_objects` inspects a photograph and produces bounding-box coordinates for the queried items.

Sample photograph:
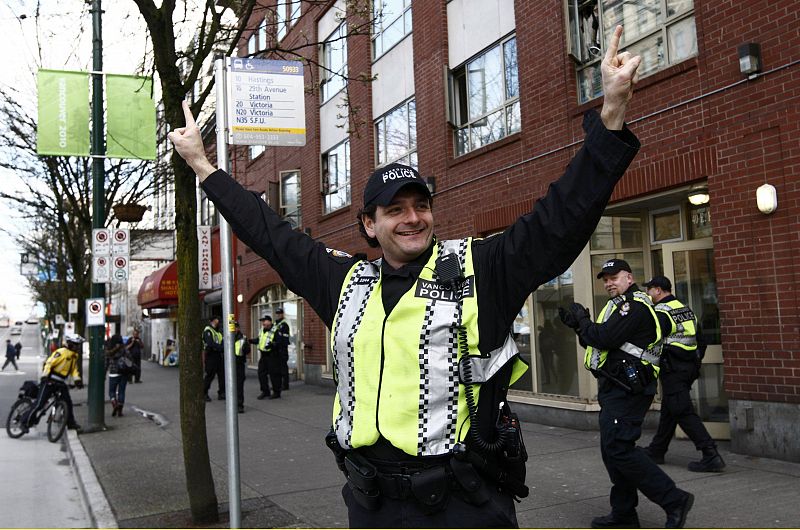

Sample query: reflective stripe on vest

[655,300,698,351]
[330,238,525,457]
[204,326,222,344]
[584,290,663,370]
[258,328,275,350]
[235,337,246,357]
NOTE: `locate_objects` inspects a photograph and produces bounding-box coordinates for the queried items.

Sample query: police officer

[642,275,725,472]
[251,315,276,399]
[202,316,224,402]
[170,25,642,528]
[560,260,694,528]
[234,321,250,413]
[273,308,291,391]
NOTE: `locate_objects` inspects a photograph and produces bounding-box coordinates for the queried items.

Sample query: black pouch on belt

[449,457,490,505]
[344,453,381,510]
[408,466,449,514]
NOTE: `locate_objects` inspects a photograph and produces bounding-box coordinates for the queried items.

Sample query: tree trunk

[173,149,219,523]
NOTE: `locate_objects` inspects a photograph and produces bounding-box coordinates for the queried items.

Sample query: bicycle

[6,380,70,443]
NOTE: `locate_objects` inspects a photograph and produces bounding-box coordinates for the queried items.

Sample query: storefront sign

[198,226,212,290]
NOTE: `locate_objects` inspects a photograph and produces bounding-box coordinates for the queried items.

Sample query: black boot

[591,512,640,529]
[688,446,725,472]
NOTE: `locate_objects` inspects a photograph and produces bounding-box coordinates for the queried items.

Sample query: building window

[200,194,218,227]
[450,35,520,157]
[277,1,302,41]
[249,144,266,160]
[247,33,256,55]
[321,140,350,214]
[567,0,697,103]
[321,22,347,103]
[280,170,301,228]
[375,98,417,168]
[372,0,412,60]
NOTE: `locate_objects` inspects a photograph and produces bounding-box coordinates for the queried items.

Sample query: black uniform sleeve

[275,322,290,346]
[203,329,223,354]
[472,110,640,353]
[576,299,655,351]
[202,171,357,327]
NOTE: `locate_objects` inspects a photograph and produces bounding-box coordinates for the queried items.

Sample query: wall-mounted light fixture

[236,294,244,303]
[687,184,710,206]
[756,183,777,214]
[738,42,761,78]
[425,176,436,195]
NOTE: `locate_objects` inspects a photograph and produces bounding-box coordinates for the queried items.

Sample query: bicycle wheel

[47,400,68,443]
[6,398,33,439]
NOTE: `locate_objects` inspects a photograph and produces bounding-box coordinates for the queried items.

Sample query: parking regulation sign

[93,228,111,256]
[112,228,130,255]
[112,255,129,281]
[86,298,105,327]
[92,256,111,283]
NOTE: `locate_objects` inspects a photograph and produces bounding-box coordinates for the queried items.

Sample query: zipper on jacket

[375,314,388,434]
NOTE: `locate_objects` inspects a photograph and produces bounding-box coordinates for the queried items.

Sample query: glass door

[662,238,729,439]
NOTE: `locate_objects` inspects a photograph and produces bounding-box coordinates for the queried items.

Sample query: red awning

[138,261,178,309]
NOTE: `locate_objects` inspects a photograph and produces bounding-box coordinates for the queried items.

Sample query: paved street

[0,322,93,528]
[4,323,800,528]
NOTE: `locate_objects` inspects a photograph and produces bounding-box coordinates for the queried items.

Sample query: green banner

[106,75,156,160]
[37,69,90,156]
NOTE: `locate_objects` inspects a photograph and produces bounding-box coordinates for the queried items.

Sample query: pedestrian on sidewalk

[105,334,130,417]
[234,321,250,413]
[642,275,725,472]
[560,260,694,528]
[14,341,22,359]
[202,316,225,402]
[273,308,291,391]
[3,339,19,371]
[125,328,144,384]
[169,25,641,527]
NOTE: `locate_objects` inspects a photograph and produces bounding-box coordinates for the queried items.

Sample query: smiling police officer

[170,26,642,529]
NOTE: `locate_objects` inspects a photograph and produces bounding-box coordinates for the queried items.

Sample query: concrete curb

[66,429,118,529]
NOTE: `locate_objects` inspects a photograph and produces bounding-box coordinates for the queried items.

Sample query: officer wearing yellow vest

[234,321,250,413]
[559,260,694,529]
[202,316,225,402]
[641,275,725,473]
[169,25,643,527]
[251,315,280,400]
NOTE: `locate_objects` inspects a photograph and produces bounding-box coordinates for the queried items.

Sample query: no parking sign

[86,298,105,327]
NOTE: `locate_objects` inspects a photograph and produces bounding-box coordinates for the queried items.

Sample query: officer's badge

[619,302,631,316]
[325,247,352,258]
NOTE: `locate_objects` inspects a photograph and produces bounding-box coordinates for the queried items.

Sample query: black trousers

[598,379,685,516]
[257,351,271,394]
[25,380,76,427]
[648,365,714,454]
[342,482,518,528]
[131,352,142,382]
[267,353,283,396]
[235,359,246,407]
[281,351,290,389]
[203,352,225,396]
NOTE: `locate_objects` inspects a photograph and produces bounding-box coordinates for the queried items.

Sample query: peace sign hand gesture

[167,101,217,181]
[600,25,641,130]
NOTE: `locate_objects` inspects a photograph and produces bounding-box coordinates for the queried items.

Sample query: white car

[10,326,22,335]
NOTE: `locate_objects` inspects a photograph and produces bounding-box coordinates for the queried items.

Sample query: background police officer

[642,275,725,472]
[233,321,250,413]
[170,25,643,528]
[251,315,275,400]
[273,308,290,391]
[202,316,224,402]
[560,259,694,528]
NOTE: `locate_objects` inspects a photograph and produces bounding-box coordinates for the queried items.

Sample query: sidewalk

[69,360,800,528]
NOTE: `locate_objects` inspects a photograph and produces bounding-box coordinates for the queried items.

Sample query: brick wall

[225,1,799,402]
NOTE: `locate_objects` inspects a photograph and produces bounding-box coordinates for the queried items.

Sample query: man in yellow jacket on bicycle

[23,333,84,433]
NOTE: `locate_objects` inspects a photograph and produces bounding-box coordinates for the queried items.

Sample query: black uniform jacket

[203,326,224,355]
[202,110,639,457]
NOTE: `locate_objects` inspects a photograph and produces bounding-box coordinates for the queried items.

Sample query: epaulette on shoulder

[611,294,627,307]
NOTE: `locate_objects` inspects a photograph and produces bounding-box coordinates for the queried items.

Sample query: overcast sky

[0,0,148,320]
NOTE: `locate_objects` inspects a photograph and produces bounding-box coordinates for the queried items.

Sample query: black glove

[559,306,579,329]
[569,302,591,324]
[559,303,591,330]
[75,380,84,389]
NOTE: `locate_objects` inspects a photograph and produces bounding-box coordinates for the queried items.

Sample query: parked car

[26,317,39,325]
[10,326,22,335]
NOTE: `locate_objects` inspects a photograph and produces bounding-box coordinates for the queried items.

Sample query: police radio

[435,252,464,292]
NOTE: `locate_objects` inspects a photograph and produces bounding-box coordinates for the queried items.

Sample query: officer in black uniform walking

[234,321,250,413]
[202,316,224,402]
[560,260,694,528]
[251,315,276,399]
[273,308,291,391]
[642,275,725,472]
[170,25,642,528]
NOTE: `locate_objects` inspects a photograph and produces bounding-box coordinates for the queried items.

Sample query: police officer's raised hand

[559,306,580,330]
[167,100,218,181]
[600,25,641,130]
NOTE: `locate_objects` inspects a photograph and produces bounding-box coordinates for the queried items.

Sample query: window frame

[321,139,351,214]
[565,0,697,103]
[371,0,412,61]
[374,97,417,168]
[449,33,520,157]
[280,169,302,228]
[320,22,348,103]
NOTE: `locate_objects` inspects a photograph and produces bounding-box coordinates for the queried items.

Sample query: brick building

[200,0,799,462]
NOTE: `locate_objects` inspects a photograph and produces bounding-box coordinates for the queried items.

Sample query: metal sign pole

[214,56,241,528]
